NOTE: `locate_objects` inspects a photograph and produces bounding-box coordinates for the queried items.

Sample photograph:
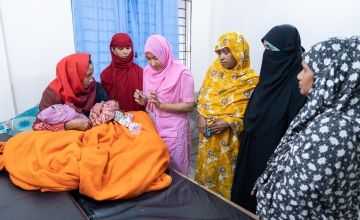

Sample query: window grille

[178,0,191,69]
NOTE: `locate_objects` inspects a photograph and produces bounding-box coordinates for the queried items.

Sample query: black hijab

[243,24,307,135]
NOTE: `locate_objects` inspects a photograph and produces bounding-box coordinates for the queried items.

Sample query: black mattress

[71,169,257,220]
[0,171,87,220]
[1,133,257,220]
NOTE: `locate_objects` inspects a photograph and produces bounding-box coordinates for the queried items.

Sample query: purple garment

[37,104,88,125]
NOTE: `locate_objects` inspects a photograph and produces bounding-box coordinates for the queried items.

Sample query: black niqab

[244,24,307,135]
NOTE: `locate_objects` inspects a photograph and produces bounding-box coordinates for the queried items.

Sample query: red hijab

[49,53,96,111]
[100,33,143,111]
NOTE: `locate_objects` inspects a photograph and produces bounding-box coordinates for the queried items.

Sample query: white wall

[1,0,359,120]
[0,13,15,120]
[0,0,74,121]
[191,0,360,91]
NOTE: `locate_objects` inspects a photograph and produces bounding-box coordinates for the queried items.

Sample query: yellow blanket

[0,111,172,200]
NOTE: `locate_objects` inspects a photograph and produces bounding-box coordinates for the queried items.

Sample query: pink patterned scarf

[89,100,120,126]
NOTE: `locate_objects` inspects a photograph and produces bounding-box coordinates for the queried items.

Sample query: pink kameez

[143,35,195,175]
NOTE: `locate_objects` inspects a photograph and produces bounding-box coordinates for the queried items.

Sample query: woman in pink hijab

[134,35,195,175]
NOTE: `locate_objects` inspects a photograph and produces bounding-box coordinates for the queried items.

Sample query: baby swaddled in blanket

[0,53,172,201]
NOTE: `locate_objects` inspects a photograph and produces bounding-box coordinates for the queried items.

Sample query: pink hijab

[143,35,189,103]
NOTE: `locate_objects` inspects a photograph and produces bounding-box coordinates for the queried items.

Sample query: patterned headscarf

[215,32,250,69]
[293,36,360,129]
[89,100,120,126]
[254,36,360,218]
[197,32,258,120]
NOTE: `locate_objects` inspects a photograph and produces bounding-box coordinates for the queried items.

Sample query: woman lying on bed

[0,53,172,201]
[33,53,108,131]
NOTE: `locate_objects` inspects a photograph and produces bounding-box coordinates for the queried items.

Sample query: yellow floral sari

[195,32,259,199]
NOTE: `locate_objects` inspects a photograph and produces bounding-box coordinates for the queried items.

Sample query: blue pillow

[0,105,39,136]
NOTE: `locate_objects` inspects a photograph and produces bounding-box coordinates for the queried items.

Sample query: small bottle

[205,118,213,137]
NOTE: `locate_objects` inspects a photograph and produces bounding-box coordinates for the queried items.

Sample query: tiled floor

[189,109,199,179]
[189,135,199,179]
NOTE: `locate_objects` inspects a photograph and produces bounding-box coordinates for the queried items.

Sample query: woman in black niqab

[231,24,308,213]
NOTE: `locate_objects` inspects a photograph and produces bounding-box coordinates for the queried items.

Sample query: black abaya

[231,24,308,213]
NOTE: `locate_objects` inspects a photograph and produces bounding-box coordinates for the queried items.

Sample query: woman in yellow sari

[195,32,259,199]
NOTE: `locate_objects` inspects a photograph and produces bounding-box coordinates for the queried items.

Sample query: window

[72,0,179,80]
[178,0,191,68]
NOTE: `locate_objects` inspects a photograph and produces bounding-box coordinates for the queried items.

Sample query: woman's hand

[198,115,206,135]
[208,118,229,134]
[65,119,92,131]
[147,90,161,108]
[143,90,195,112]
[134,89,147,106]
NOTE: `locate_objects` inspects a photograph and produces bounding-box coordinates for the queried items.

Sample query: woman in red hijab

[33,53,108,131]
[100,33,143,111]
